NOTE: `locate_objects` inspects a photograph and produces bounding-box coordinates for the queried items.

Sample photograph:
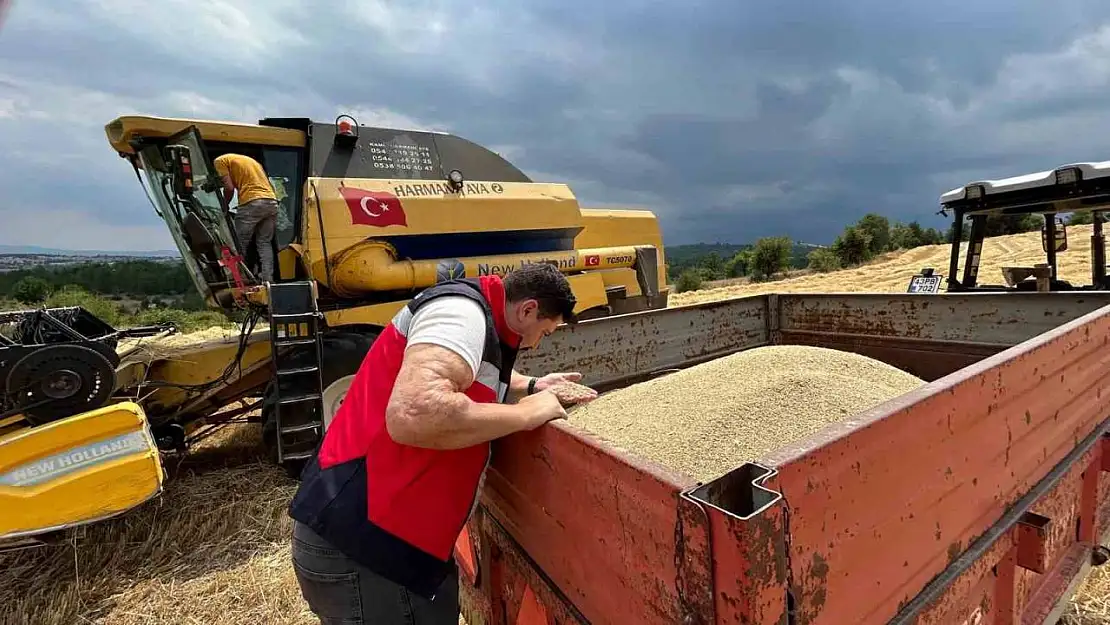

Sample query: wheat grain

[566,345,925,482]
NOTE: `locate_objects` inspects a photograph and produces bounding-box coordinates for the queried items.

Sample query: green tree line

[0,259,195,299]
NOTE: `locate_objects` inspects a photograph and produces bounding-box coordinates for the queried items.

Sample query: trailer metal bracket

[682,462,783,521]
[681,463,790,625]
[1015,512,1050,574]
[1101,433,1110,472]
[674,492,716,625]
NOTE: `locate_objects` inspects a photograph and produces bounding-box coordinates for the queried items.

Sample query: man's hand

[515,391,568,429]
[532,371,584,392]
[547,381,598,406]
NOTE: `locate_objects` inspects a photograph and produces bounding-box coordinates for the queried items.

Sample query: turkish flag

[584,254,600,267]
[339,187,408,228]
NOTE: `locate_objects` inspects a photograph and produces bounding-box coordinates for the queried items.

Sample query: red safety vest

[288,275,520,598]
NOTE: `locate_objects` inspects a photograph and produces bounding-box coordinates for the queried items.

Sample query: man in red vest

[289,262,597,623]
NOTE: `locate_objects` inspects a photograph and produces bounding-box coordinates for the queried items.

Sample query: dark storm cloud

[4,0,1110,250]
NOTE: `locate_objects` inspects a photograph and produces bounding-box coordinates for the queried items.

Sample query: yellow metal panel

[328,242,644,296]
[599,268,644,297]
[133,331,274,414]
[576,208,668,294]
[277,247,299,281]
[301,177,584,276]
[564,272,610,314]
[0,401,164,540]
[323,272,611,331]
[105,115,305,154]
[324,300,410,329]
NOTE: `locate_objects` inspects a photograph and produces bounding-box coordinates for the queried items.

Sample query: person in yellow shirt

[213,153,280,282]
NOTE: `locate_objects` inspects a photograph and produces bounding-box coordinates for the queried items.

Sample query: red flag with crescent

[339,187,408,227]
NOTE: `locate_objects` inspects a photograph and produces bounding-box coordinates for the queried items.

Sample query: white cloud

[340,106,442,132]
[987,25,1110,107]
[0,66,435,248]
[0,208,173,251]
[5,0,1110,249]
[87,0,309,66]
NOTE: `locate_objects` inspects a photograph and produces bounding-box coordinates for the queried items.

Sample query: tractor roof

[939,160,1110,215]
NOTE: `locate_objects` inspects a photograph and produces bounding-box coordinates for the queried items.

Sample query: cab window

[260,147,303,249]
[206,143,304,250]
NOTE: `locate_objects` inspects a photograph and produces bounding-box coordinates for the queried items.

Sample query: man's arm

[221,175,235,205]
[385,344,563,450]
[507,370,534,403]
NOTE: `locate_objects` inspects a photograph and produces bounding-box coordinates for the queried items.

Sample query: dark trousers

[291,520,460,625]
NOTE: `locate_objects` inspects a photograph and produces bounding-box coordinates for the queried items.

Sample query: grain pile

[566,345,926,482]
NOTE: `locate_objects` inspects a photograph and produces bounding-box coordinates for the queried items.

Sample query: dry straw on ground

[0,424,315,625]
[116,325,259,361]
[567,345,926,482]
[669,224,1102,306]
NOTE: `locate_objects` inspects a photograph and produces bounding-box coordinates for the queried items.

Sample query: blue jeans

[291,520,460,624]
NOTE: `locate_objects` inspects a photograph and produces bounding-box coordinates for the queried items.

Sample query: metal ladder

[267,281,326,464]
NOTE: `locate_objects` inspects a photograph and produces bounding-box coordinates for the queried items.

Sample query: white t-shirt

[406,296,488,384]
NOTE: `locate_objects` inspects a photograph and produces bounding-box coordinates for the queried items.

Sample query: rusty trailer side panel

[516,295,768,392]
[775,293,1110,381]
[463,293,1110,625]
[459,423,705,624]
[774,293,1110,344]
[516,293,1110,389]
[765,300,1110,625]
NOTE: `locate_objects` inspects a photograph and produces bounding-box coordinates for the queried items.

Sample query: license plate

[907,275,942,294]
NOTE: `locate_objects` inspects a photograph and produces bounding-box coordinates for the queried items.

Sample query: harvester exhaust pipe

[327,241,659,297]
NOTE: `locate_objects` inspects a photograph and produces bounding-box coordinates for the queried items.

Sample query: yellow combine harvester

[0,113,670,549]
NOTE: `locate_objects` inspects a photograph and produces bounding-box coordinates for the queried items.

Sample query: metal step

[277,365,320,376]
[278,393,323,405]
[267,280,326,467]
[274,338,317,346]
[281,421,322,435]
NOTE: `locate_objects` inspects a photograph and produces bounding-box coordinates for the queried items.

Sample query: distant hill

[0,245,180,258]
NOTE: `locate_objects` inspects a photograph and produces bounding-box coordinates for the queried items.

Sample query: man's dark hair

[503,262,578,323]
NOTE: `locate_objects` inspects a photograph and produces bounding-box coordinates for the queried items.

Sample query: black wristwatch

[527,377,538,395]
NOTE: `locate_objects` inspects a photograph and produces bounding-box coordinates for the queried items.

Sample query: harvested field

[5,223,1110,623]
[0,424,314,625]
[566,345,926,482]
[670,224,1102,306]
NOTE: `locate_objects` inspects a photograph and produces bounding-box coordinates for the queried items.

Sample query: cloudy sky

[3,1,1110,251]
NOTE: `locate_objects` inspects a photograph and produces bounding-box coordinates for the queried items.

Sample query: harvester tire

[261,329,376,479]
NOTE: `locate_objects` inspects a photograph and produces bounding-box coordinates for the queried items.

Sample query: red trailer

[459,292,1110,625]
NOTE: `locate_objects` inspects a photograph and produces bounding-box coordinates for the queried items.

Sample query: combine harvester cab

[0,308,171,550]
[458,291,1110,625]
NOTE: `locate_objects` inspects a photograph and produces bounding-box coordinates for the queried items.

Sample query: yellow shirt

[213,153,276,205]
